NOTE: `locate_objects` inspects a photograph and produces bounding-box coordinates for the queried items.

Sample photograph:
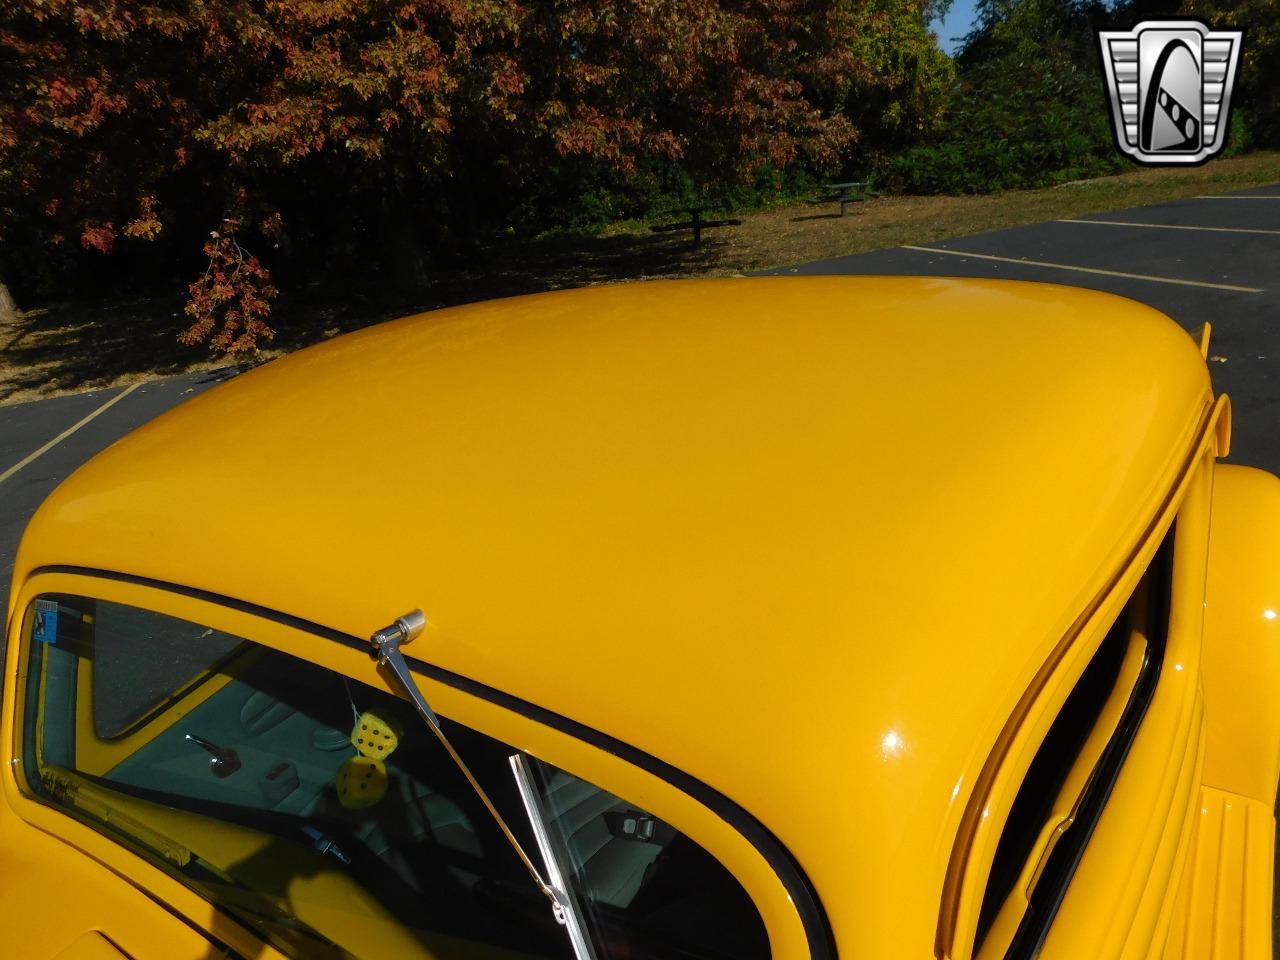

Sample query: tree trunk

[0,280,17,319]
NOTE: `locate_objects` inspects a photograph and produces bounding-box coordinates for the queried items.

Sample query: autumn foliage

[11,0,1263,354]
[181,220,278,354]
[0,0,889,352]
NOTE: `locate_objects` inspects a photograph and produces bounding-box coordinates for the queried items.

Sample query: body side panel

[1200,464,1280,803]
[1160,786,1274,960]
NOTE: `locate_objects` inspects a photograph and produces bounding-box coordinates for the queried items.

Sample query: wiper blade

[42,766,193,869]
[511,753,601,960]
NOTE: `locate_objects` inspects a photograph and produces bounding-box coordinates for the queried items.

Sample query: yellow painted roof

[15,277,1214,954]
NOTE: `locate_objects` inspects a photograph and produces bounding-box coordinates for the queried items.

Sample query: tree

[886,0,1126,194]
[0,0,872,353]
[0,281,16,319]
[958,0,1109,66]
[0,1,211,306]
[842,0,956,160]
[1180,0,1280,146]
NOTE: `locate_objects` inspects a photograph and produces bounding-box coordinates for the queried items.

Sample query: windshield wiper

[369,611,597,960]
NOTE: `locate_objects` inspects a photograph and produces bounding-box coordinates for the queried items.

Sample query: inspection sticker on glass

[33,599,59,644]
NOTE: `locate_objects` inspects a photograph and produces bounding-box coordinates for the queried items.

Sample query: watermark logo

[1099,20,1243,165]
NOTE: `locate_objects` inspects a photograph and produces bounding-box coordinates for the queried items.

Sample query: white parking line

[900,245,1263,293]
[0,382,142,485]
[1058,218,1280,236]
[1194,195,1280,200]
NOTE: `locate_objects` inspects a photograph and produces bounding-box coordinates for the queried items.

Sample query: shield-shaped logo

[1098,20,1243,165]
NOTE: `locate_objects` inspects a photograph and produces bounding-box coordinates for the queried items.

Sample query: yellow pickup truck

[2,278,1277,959]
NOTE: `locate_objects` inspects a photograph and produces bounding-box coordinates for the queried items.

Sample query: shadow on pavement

[1,230,728,406]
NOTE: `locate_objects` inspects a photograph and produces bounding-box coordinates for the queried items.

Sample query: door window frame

[937,408,1223,960]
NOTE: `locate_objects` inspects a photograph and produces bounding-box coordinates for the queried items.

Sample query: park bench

[650,207,742,247]
[807,181,879,217]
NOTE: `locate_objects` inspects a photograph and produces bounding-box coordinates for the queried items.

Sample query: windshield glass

[21,594,771,960]
[24,594,574,960]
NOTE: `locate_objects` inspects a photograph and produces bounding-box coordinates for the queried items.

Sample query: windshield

[24,595,574,960]
[21,595,770,960]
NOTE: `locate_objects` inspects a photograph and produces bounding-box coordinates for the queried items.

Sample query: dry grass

[4,150,1279,405]
[654,150,1280,273]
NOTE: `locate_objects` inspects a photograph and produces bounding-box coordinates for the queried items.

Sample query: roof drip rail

[368,611,595,960]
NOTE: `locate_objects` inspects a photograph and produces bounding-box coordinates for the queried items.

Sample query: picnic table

[650,207,743,247]
[808,181,879,217]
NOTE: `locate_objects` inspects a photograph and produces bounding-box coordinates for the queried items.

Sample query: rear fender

[1200,464,1280,804]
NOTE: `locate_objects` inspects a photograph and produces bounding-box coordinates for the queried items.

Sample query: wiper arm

[370,612,441,730]
[369,611,595,959]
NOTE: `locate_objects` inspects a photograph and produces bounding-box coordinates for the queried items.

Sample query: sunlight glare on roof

[880,730,904,760]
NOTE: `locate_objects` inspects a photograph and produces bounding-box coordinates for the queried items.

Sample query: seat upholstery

[542,769,665,909]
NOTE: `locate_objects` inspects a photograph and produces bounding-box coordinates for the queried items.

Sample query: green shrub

[1223,110,1253,158]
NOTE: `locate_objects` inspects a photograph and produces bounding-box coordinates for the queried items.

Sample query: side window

[21,594,770,960]
[514,755,770,960]
[91,600,242,738]
[973,535,1172,959]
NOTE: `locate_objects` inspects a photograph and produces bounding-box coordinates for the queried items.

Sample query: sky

[930,0,980,55]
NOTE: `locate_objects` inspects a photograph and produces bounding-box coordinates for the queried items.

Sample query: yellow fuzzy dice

[351,710,401,760]
[336,756,388,809]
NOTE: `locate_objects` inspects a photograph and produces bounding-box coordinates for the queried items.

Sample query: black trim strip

[31,566,371,651]
[1003,529,1175,958]
[30,564,838,958]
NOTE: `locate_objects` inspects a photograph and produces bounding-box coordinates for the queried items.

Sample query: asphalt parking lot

[0,370,237,622]
[774,183,1280,475]
[2,183,1278,657]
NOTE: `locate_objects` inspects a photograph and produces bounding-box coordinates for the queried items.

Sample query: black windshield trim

[30,564,837,959]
